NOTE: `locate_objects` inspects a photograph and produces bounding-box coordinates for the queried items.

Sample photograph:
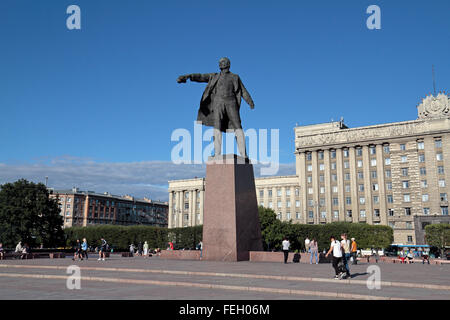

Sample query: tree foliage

[425,224,450,257]
[258,206,393,251]
[64,225,203,250]
[0,179,64,247]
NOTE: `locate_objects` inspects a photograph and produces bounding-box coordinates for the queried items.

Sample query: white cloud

[0,157,295,201]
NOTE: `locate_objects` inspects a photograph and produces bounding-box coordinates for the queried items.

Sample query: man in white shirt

[282,238,290,264]
[325,236,344,279]
[304,237,310,253]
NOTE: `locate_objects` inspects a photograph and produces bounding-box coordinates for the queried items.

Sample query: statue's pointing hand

[177,75,189,83]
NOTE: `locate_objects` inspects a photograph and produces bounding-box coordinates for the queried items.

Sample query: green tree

[425,224,450,258]
[0,179,64,247]
[257,205,393,252]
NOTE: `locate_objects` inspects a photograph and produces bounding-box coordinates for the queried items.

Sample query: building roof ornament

[417,92,450,120]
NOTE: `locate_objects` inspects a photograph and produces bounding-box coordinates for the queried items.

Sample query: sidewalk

[0,256,448,300]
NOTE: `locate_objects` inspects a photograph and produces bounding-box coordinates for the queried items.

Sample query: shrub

[64,225,202,251]
[258,206,393,251]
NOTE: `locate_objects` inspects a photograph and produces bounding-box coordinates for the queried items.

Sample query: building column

[299,152,307,224]
[192,190,197,226]
[83,195,89,227]
[177,191,182,228]
[199,190,205,225]
[349,147,359,223]
[324,149,332,222]
[168,192,173,228]
[376,144,387,225]
[311,151,319,224]
[362,145,373,224]
[336,148,345,223]
[189,190,194,227]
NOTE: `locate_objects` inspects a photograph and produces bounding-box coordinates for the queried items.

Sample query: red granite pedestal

[202,154,263,261]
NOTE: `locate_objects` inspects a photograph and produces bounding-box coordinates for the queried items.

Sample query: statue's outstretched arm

[177,73,213,83]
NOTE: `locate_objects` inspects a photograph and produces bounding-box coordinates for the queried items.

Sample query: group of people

[398,249,430,264]
[325,233,353,280]
[282,234,358,280]
[73,237,108,261]
[129,242,162,258]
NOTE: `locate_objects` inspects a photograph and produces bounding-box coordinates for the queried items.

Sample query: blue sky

[0,0,449,200]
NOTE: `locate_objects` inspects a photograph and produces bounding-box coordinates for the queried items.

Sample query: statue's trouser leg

[235,128,247,158]
[213,128,222,156]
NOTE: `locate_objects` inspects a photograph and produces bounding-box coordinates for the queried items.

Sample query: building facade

[168,93,450,244]
[50,188,168,228]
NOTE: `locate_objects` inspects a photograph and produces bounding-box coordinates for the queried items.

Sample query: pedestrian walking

[282,237,290,264]
[304,237,310,253]
[98,237,107,261]
[73,239,83,261]
[81,238,88,260]
[340,233,351,278]
[143,241,149,257]
[0,243,4,260]
[350,238,358,265]
[198,241,203,259]
[310,238,319,264]
[325,236,345,280]
[129,243,135,257]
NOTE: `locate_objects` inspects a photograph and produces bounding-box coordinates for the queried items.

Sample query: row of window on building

[306,152,444,172]
[305,139,443,161]
[272,205,448,223]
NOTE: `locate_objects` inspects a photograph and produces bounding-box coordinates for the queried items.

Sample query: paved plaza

[0,255,449,300]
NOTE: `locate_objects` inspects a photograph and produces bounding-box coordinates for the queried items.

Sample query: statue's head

[219,57,231,70]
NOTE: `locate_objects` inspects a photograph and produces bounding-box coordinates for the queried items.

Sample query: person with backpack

[98,237,107,261]
[325,235,345,280]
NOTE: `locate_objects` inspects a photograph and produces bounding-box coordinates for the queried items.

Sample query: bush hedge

[258,206,393,251]
[65,207,393,253]
[64,225,202,251]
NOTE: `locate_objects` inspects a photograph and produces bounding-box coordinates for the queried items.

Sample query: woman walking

[310,238,319,264]
[81,238,88,260]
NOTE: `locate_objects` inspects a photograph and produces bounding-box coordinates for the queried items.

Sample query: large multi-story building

[50,188,168,228]
[168,93,450,244]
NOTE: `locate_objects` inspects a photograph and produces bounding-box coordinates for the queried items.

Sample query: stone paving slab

[2,256,448,285]
[0,265,448,300]
[0,257,448,300]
